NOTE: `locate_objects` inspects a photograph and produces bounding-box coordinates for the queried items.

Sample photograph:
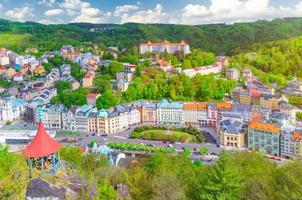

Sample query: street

[57,126,222,154]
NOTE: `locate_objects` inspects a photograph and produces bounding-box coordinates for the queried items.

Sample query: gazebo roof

[23,121,61,158]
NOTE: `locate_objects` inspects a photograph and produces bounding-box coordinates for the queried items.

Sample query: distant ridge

[1,17,302,54]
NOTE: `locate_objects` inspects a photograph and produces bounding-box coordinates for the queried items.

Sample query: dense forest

[3,18,302,54]
[2,145,302,199]
[231,36,302,84]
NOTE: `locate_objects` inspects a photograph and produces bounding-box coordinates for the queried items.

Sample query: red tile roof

[249,117,280,134]
[23,121,61,158]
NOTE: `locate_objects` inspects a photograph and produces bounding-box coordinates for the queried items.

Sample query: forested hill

[232,36,302,82]
[2,17,302,54]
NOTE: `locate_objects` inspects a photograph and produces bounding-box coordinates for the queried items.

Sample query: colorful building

[248,118,281,156]
[217,119,246,148]
[281,130,302,159]
[225,68,239,80]
[139,102,157,125]
[82,74,93,88]
[157,99,184,125]
[260,94,280,111]
[183,102,207,126]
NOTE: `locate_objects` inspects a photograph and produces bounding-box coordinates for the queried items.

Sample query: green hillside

[2,18,302,54]
[231,36,302,84]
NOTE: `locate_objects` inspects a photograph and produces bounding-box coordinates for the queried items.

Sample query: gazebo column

[41,157,44,173]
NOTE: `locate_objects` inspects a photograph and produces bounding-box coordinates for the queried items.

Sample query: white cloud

[72,7,111,23]
[114,5,139,17]
[119,4,168,24]
[180,0,302,25]
[4,6,35,21]
[38,0,56,7]
[44,9,64,16]
[38,18,64,24]
[58,0,90,10]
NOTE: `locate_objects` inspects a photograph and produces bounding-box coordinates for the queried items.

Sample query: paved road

[57,127,222,154]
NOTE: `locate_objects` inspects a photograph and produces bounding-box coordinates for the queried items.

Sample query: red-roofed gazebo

[24,121,61,175]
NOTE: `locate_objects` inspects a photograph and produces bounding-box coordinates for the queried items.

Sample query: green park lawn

[131,129,197,143]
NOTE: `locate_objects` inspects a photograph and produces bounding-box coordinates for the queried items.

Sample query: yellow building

[5,67,16,78]
[140,103,157,125]
[34,65,46,75]
[260,94,280,111]
[239,91,252,105]
[82,74,93,88]
[217,119,246,148]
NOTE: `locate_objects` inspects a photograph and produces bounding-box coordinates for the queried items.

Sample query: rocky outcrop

[26,178,66,200]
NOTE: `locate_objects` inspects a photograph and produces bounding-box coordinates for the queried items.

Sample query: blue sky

[1,0,302,24]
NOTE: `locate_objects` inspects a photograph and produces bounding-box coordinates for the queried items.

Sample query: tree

[108,61,124,76]
[54,80,71,93]
[183,148,191,157]
[98,179,117,200]
[200,151,243,200]
[96,89,120,109]
[199,147,209,155]
[182,59,192,69]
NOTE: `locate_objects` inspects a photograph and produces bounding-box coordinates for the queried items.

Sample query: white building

[225,68,240,80]
[140,40,190,55]
[40,104,65,129]
[183,102,208,126]
[182,62,222,78]
[0,95,27,122]
[62,107,78,131]
[0,55,10,65]
[14,55,36,66]
[75,105,97,132]
[156,99,184,125]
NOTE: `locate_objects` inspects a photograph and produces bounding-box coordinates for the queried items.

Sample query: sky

[1,0,302,25]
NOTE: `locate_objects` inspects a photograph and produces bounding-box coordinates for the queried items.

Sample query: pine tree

[201,151,243,200]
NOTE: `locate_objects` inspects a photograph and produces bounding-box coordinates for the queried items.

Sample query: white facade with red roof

[140,40,190,54]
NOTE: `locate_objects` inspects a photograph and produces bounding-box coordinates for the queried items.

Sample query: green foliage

[60,146,83,168]
[131,130,197,143]
[289,96,302,106]
[4,18,302,54]
[183,148,191,157]
[199,147,209,155]
[0,145,28,199]
[200,151,243,200]
[232,36,302,83]
[98,179,118,200]
[0,79,12,89]
[297,112,302,121]
[107,142,177,154]
[71,62,86,81]
[131,125,204,143]
[93,75,112,94]
[54,80,72,93]
[51,87,89,108]
[108,61,124,76]
[5,120,12,125]
[96,89,120,109]
[122,69,236,104]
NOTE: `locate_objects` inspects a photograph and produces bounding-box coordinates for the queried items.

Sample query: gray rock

[26,178,66,200]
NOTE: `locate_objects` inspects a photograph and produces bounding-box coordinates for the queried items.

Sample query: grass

[57,131,81,136]
[131,130,197,143]
[0,33,31,47]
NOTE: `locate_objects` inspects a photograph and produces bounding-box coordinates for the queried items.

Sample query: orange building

[184,102,208,126]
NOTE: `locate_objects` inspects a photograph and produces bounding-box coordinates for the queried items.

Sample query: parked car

[168,144,174,148]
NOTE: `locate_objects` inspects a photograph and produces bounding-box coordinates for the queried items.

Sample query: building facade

[140,40,190,54]
[157,100,184,125]
[248,119,281,156]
